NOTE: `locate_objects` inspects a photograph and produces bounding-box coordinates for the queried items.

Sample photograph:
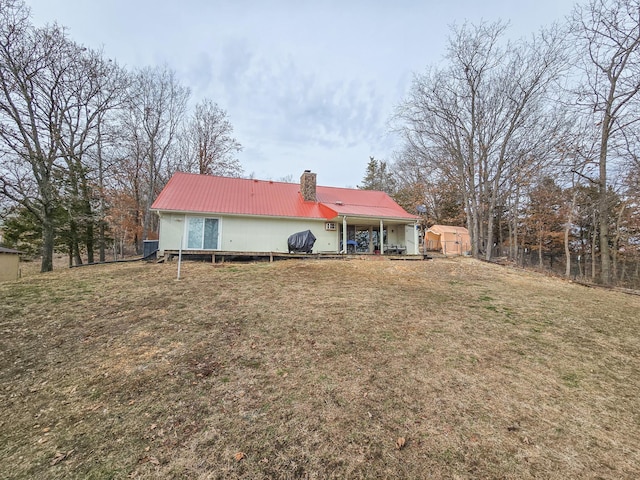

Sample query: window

[186,217,219,250]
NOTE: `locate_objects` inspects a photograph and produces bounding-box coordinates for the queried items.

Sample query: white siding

[387,225,400,245]
[157,212,338,253]
[222,216,336,252]
[158,213,186,253]
[384,223,413,250]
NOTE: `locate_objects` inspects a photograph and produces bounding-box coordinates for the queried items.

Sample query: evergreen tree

[359,157,396,194]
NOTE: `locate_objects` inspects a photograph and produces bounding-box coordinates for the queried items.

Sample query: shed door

[405,225,416,254]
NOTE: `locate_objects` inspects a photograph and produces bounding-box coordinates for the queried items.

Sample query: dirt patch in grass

[1,257,639,479]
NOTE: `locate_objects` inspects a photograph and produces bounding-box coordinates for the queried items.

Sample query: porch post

[413,222,419,255]
[177,215,186,280]
[368,226,373,253]
[380,219,384,254]
[342,216,347,254]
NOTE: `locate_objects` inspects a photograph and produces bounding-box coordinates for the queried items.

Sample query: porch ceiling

[329,215,415,226]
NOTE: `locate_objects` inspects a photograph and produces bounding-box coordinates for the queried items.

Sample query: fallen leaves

[139,455,160,465]
[4,259,639,480]
[50,449,74,466]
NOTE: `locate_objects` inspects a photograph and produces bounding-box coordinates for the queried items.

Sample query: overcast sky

[25,0,577,188]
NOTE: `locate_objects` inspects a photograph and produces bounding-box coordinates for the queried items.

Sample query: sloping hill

[1,258,639,479]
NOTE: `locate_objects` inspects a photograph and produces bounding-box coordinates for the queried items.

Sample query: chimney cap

[304,169,311,173]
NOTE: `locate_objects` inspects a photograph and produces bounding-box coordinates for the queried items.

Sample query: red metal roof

[151,172,418,222]
[316,186,417,220]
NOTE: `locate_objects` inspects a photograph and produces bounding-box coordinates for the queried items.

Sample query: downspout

[342,216,347,254]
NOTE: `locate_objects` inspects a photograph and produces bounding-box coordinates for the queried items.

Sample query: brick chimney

[300,170,317,202]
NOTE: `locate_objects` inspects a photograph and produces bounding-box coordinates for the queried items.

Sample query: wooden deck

[160,250,429,263]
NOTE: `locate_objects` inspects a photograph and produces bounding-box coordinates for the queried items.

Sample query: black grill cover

[287,230,316,253]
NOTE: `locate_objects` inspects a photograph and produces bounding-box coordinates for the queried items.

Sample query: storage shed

[425,225,471,255]
[0,247,21,282]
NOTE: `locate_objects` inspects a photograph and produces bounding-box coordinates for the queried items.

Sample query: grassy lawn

[1,257,639,479]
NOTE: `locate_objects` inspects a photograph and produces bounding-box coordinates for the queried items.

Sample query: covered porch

[335,215,420,255]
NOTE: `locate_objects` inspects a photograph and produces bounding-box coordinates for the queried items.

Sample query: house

[151,170,420,257]
[0,247,21,282]
[425,225,471,255]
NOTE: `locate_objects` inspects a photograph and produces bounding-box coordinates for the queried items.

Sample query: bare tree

[1,1,106,270]
[570,0,640,284]
[120,65,189,252]
[179,98,242,177]
[92,97,130,262]
[1,0,57,272]
[396,22,570,260]
[57,52,128,265]
[0,0,128,270]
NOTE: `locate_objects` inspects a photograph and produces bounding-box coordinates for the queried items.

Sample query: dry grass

[1,257,639,479]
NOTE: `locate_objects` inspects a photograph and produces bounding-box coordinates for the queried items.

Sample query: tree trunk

[510,188,520,261]
[598,87,614,284]
[86,221,94,264]
[134,208,141,255]
[73,241,82,266]
[578,252,583,279]
[498,209,504,256]
[41,216,55,273]
[538,233,543,268]
[80,177,95,264]
[611,202,626,284]
[485,210,494,262]
[472,212,480,258]
[97,120,106,263]
[564,189,577,278]
[564,225,571,278]
[591,219,597,281]
[99,220,106,262]
[579,225,587,279]
[598,172,610,284]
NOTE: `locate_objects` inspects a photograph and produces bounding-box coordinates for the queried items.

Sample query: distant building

[425,225,471,255]
[0,247,21,282]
